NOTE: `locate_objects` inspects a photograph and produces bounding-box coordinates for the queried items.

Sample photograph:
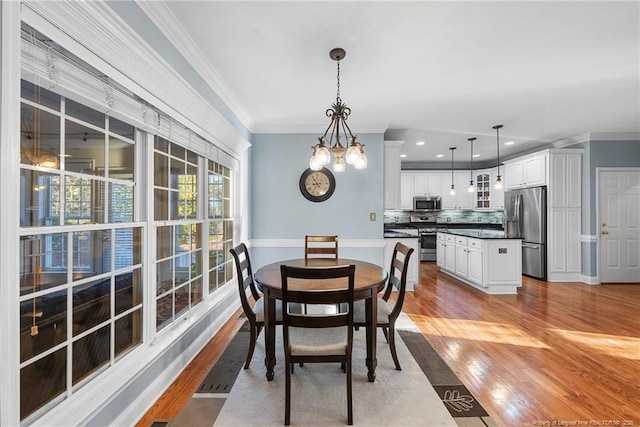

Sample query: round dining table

[254,258,388,383]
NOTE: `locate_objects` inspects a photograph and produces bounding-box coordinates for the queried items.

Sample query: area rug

[164,313,495,427]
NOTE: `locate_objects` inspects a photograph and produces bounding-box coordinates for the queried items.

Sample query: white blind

[20,24,236,164]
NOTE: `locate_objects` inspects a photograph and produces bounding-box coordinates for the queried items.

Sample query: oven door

[420,233,437,261]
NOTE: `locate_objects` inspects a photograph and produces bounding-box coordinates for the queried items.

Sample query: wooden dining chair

[280,264,356,426]
[304,235,339,260]
[354,242,414,371]
[230,243,284,369]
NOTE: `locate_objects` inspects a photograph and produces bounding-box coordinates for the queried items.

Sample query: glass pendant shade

[345,142,360,164]
[494,175,503,189]
[354,152,367,169]
[468,182,475,192]
[450,185,456,196]
[333,155,346,173]
[316,144,331,165]
[309,154,323,171]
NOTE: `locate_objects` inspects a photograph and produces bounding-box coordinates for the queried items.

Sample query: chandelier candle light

[309,48,367,172]
[467,137,476,192]
[493,124,504,189]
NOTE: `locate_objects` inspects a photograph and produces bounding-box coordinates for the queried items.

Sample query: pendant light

[467,137,476,192]
[493,124,504,189]
[449,147,456,195]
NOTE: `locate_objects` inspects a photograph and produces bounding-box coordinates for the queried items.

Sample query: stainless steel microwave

[413,195,441,212]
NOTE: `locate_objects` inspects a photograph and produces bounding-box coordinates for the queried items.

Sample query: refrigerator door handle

[515,193,522,237]
[522,243,540,249]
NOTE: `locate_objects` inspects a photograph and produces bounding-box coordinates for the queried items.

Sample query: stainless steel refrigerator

[504,186,547,280]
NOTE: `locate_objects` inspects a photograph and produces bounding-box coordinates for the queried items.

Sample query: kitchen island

[437,231,522,294]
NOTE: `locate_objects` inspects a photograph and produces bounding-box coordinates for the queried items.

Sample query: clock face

[299,168,336,202]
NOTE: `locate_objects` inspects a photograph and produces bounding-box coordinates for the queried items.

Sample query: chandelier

[309,48,367,172]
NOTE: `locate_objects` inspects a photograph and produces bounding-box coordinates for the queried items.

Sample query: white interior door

[598,169,640,283]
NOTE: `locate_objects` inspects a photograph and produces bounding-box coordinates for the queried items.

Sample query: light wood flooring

[138,262,640,427]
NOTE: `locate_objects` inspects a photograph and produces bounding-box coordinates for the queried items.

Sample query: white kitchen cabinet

[436,234,446,269]
[384,237,419,291]
[442,171,474,209]
[444,234,456,272]
[454,236,468,278]
[384,141,403,209]
[504,153,547,189]
[436,232,522,294]
[474,170,491,209]
[400,172,414,210]
[414,172,443,196]
[467,240,483,285]
[547,149,582,281]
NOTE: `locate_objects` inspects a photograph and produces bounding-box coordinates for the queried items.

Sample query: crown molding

[252,122,389,134]
[590,132,640,141]
[552,132,591,148]
[22,1,250,158]
[135,1,254,132]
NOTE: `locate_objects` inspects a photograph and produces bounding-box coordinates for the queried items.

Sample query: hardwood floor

[138,263,640,427]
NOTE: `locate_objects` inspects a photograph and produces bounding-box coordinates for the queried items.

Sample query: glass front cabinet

[475,172,491,209]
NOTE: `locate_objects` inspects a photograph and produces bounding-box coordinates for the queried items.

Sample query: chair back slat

[230,243,262,320]
[304,235,338,260]
[382,243,414,318]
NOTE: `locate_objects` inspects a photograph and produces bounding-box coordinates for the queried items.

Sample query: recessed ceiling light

[400,154,407,158]
[416,141,425,146]
[505,141,515,145]
[436,154,444,158]
[473,154,480,158]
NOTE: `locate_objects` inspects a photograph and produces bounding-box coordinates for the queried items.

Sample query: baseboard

[580,274,601,285]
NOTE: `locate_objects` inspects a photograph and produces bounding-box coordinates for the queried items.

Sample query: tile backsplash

[383,209,504,225]
[436,210,504,224]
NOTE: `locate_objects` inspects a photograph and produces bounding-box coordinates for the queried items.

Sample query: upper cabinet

[414,172,442,196]
[400,172,415,210]
[504,153,547,189]
[384,141,404,209]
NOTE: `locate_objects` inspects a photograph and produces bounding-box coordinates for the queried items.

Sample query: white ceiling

[152,1,639,166]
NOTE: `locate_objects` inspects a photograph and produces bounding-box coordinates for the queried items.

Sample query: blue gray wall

[577,139,640,278]
[250,133,385,267]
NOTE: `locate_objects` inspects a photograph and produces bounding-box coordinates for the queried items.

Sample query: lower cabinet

[384,237,420,291]
[436,232,522,294]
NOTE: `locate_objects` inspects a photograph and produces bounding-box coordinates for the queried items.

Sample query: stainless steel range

[410,215,445,262]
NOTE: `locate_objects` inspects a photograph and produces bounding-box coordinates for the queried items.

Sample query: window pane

[154,152,168,187]
[72,324,110,385]
[64,176,98,225]
[20,348,66,420]
[186,148,198,165]
[154,189,168,221]
[175,283,189,318]
[109,137,134,181]
[72,230,111,278]
[157,258,173,296]
[20,103,60,169]
[154,135,169,153]
[20,234,68,296]
[20,288,67,362]
[115,270,141,316]
[20,170,60,227]
[114,227,140,268]
[115,310,142,358]
[21,80,60,111]
[170,158,183,190]
[191,277,202,306]
[73,278,111,335]
[175,254,190,286]
[171,144,185,160]
[109,116,134,140]
[191,250,201,279]
[65,99,104,129]
[109,183,134,223]
[65,121,104,175]
[156,293,173,330]
[157,226,173,260]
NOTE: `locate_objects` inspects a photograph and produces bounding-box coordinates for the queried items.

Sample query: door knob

[601,231,608,235]
[601,223,606,227]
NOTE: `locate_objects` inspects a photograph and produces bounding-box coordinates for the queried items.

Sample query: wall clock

[299,167,336,202]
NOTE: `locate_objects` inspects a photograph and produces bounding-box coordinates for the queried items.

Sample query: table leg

[365,293,377,382]
[264,289,276,381]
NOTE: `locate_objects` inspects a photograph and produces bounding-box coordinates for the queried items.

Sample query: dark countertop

[440,230,522,240]
[384,232,420,239]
